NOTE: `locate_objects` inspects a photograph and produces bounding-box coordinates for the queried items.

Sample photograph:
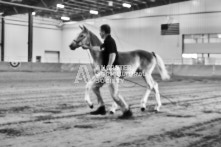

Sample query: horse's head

[69,25,91,50]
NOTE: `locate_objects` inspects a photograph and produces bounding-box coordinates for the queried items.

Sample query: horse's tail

[152,52,170,80]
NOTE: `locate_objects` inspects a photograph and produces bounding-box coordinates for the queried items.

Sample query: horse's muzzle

[69,44,77,50]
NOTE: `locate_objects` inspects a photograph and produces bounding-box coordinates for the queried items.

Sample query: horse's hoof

[141,107,145,112]
[154,110,160,113]
[109,111,114,115]
[154,107,160,112]
[89,104,94,109]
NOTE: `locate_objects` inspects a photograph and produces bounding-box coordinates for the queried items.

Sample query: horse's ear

[83,25,88,32]
[79,25,83,30]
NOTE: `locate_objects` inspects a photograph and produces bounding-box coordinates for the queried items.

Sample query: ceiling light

[122,3,131,8]
[182,54,197,59]
[108,1,113,6]
[32,12,36,16]
[57,4,65,8]
[61,16,70,21]
[90,10,99,15]
[218,34,221,38]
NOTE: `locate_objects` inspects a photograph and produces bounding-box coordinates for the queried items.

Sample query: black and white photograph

[0,0,221,147]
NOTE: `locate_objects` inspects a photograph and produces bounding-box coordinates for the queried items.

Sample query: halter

[73,33,90,47]
[73,39,81,44]
[73,36,84,45]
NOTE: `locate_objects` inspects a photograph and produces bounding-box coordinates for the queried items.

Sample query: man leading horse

[81,24,133,118]
[69,24,170,119]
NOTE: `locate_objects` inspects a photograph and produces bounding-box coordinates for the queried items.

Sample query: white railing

[3,56,221,65]
[164,58,221,65]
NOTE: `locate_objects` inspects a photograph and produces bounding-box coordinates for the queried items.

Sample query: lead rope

[123,78,179,106]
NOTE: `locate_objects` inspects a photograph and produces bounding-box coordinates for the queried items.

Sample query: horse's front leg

[85,80,94,109]
[109,102,119,114]
[85,71,105,109]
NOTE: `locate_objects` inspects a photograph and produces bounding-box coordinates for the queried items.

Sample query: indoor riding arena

[0,0,221,147]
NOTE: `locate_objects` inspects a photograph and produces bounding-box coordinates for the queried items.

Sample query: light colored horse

[69,26,170,113]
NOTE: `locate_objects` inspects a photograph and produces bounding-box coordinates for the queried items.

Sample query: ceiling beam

[76,0,122,8]
[0,0,57,12]
[52,6,87,15]
[64,2,108,12]
[56,8,81,14]
[40,0,48,7]
[13,7,18,14]
[66,0,110,9]
[64,3,102,11]
[58,5,89,12]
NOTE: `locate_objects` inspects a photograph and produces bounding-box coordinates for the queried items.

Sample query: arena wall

[0,62,92,72]
[1,62,221,78]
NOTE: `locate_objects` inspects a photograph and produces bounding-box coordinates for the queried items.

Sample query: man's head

[100,24,111,39]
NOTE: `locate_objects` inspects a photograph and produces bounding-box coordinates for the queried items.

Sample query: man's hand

[92,46,102,51]
[106,65,112,72]
[82,44,91,49]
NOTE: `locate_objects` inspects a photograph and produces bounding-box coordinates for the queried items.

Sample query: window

[209,34,221,43]
[202,34,209,43]
[194,34,203,43]
[184,35,196,44]
[184,33,221,44]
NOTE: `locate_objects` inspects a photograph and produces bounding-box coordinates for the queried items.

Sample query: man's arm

[107,53,116,67]
[91,46,102,51]
[82,44,103,51]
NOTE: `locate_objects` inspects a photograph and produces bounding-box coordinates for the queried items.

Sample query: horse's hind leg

[151,79,162,112]
[141,74,153,111]
[141,74,161,112]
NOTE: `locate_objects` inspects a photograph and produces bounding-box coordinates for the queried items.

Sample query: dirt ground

[0,72,221,147]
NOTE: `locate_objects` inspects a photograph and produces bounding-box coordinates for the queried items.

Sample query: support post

[1,17,5,62]
[28,11,33,62]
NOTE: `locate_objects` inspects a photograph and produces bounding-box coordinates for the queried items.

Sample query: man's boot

[90,106,106,115]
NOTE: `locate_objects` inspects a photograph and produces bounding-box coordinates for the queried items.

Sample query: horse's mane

[88,31,102,46]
